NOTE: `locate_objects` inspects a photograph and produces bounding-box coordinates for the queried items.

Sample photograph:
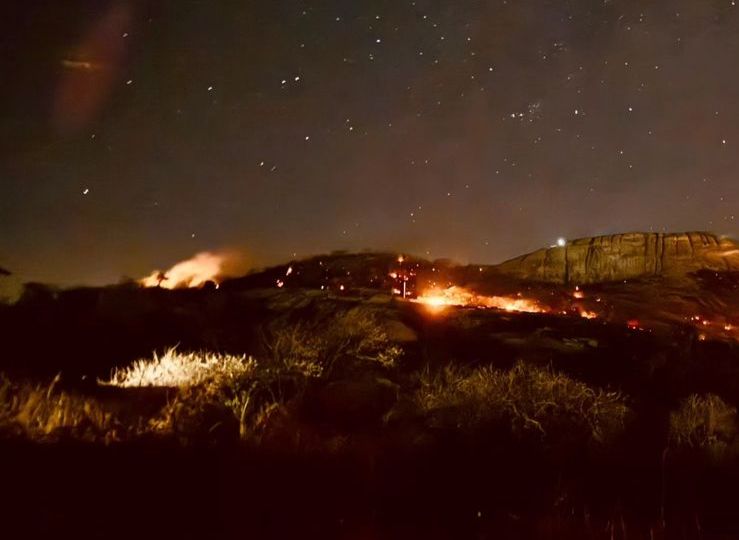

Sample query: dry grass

[103,348,257,388]
[669,393,737,450]
[104,349,265,440]
[415,362,630,444]
[0,311,403,443]
[0,374,123,441]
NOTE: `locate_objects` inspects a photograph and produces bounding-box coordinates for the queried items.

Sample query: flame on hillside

[139,252,225,289]
[414,286,544,314]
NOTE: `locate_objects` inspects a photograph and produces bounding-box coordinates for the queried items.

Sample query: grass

[415,361,630,445]
[669,393,738,451]
[90,309,402,442]
[0,373,123,441]
[103,348,257,388]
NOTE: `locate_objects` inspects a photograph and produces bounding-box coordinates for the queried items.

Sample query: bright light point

[82,188,89,195]
[207,86,213,91]
[557,237,567,247]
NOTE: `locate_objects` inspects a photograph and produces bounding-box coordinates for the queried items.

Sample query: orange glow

[139,252,224,289]
[414,286,544,314]
[579,310,598,319]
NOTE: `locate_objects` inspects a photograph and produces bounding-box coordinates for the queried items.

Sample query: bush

[669,393,737,452]
[415,362,630,445]
[261,307,402,380]
[104,349,265,441]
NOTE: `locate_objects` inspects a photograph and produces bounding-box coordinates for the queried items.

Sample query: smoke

[138,249,249,289]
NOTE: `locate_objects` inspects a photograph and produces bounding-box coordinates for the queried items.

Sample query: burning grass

[414,286,544,314]
[139,251,225,289]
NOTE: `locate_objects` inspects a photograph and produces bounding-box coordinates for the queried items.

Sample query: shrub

[261,307,402,380]
[103,349,265,440]
[415,362,630,445]
[669,393,737,451]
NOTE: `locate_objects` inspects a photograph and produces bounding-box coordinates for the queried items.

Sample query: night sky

[2,1,739,285]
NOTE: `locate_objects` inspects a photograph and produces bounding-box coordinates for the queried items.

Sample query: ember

[627,319,641,330]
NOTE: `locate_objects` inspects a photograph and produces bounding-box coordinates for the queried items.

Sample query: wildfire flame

[414,286,544,314]
[139,252,225,289]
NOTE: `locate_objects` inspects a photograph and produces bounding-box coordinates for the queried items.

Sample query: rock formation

[494,232,739,284]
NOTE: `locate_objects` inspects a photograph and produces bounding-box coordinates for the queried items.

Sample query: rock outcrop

[494,232,739,284]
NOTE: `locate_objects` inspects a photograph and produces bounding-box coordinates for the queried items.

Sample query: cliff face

[494,232,739,284]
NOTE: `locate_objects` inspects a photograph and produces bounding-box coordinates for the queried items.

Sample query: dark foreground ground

[2,274,739,539]
[3,434,739,539]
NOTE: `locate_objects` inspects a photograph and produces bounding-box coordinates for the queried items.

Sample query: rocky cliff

[494,232,739,284]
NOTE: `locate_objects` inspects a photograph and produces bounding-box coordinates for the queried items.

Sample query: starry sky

[2,0,739,285]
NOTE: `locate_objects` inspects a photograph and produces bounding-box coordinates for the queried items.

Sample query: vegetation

[415,362,630,445]
[0,373,125,441]
[669,393,738,453]
[0,308,404,443]
[4,281,739,538]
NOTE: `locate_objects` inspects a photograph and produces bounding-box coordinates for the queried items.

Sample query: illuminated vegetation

[104,348,257,388]
[669,393,738,452]
[0,374,125,441]
[415,362,630,445]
